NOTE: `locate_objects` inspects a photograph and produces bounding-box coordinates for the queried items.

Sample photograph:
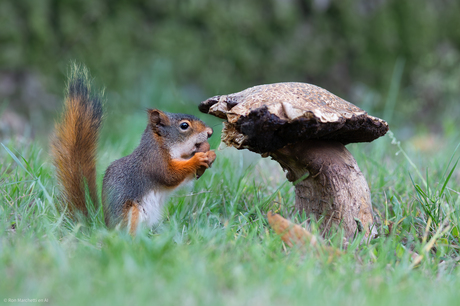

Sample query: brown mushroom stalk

[199,83,388,239]
[271,140,375,238]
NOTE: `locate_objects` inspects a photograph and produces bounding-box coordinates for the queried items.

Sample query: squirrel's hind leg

[122,200,141,236]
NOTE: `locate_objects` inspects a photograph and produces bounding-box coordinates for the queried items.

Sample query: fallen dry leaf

[267,211,342,258]
[267,211,316,247]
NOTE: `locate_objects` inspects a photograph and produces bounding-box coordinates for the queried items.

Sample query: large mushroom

[199,83,389,238]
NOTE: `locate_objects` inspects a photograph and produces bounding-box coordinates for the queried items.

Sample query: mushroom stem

[270,140,377,239]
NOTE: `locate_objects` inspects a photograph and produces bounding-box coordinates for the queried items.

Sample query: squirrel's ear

[148,109,170,128]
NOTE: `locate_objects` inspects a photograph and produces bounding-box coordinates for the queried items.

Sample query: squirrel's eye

[180,122,189,130]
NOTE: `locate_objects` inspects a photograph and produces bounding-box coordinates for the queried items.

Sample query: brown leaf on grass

[267,211,316,247]
[267,211,342,258]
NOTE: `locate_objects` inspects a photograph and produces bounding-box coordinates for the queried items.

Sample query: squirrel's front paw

[194,152,211,168]
[205,150,216,167]
[195,150,216,179]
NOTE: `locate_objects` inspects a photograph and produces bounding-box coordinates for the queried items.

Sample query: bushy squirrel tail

[51,64,103,217]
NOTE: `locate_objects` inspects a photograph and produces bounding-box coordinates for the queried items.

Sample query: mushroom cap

[199,82,389,153]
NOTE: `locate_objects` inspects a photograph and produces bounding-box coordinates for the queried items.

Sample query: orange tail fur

[51,64,103,216]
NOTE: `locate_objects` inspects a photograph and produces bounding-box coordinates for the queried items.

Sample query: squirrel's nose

[206,127,213,138]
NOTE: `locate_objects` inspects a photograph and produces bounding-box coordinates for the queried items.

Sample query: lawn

[1,94,460,305]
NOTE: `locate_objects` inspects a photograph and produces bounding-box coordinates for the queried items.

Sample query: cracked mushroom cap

[199,82,389,153]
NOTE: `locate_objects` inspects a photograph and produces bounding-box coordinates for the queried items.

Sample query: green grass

[2,126,460,305]
[2,91,460,305]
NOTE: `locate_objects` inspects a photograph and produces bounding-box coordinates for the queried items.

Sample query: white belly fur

[138,189,171,227]
[138,178,193,227]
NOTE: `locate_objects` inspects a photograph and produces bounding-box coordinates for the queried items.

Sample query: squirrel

[51,65,216,235]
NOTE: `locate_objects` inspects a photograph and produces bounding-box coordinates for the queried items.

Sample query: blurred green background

[1,0,460,143]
